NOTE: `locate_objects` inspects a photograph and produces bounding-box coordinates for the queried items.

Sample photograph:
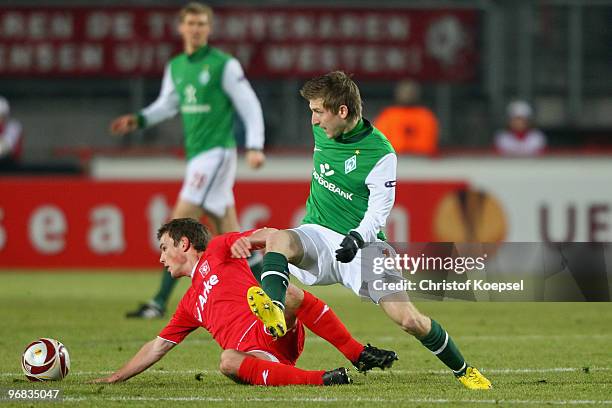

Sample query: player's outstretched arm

[109,114,138,136]
[230,227,278,258]
[91,337,175,383]
[221,59,265,168]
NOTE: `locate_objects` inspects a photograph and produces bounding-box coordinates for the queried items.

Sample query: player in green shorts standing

[110,3,265,319]
[233,71,492,390]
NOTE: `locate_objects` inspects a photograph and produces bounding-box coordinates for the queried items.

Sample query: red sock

[296,290,364,363]
[237,356,325,386]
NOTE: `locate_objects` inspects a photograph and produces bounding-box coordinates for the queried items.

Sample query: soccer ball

[21,338,70,381]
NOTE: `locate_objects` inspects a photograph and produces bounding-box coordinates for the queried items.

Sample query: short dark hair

[157,218,210,252]
[179,2,213,23]
[299,71,362,122]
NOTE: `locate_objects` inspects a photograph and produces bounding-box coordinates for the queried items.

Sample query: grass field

[0,271,611,407]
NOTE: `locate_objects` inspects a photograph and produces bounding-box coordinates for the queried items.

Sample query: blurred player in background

[494,100,547,156]
[238,71,492,390]
[110,3,265,318]
[92,218,398,386]
[0,96,23,171]
[374,80,438,156]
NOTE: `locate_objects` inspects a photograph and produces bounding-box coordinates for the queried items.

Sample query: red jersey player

[92,218,397,386]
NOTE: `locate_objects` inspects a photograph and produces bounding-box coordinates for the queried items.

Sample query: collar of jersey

[190,259,199,278]
[335,118,372,144]
[187,45,211,61]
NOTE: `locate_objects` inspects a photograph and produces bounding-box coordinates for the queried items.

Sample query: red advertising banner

[0,178,465,269]
[0,7,479,80]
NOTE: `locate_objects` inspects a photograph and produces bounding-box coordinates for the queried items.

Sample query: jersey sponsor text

[312,169,353,201]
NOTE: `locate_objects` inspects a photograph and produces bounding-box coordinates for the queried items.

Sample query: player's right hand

[231,237,252,258]
[90,376,117,384]
[110,114,138,136]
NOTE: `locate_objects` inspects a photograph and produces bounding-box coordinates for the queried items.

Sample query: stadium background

[0,1,611,405]
[1,1,611,157]
[1,0,612,266]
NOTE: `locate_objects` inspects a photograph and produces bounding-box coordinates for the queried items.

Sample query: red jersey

[158,231,304,364]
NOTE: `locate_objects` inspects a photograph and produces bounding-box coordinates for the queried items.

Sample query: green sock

[152,268,177,310]
[420,319,467,375]
[261,252,289,307]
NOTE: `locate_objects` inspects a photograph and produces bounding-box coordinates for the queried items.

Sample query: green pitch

[0,272,610,407]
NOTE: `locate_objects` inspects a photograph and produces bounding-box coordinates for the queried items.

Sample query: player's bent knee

[219,350,243,376]
[265,230,291,253]
[265,230,302,262]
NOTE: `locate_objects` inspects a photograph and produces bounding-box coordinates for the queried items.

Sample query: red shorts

[236,320,305,366]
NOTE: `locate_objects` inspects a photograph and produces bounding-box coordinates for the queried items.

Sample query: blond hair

[179,2,213,23]
[300,71,362,122]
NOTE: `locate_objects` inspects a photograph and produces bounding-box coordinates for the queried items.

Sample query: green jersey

[168,46,234,159]
[302,119,397,241]
[138,45,264,160]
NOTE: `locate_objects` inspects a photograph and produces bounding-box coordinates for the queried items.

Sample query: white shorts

[288,224,406,303]
[179,148,237,218]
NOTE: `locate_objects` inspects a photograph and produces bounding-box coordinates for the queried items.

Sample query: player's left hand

[335,231,365,263]
[246,150,265,169]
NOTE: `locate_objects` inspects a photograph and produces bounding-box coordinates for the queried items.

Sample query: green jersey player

[110,3,265,319]
[232,71,491,389]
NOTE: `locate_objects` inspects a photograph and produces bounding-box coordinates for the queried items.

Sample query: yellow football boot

[247,286,287,338]
[457,367,492,389]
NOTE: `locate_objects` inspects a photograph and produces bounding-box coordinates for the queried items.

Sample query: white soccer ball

[21,338,70,381]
